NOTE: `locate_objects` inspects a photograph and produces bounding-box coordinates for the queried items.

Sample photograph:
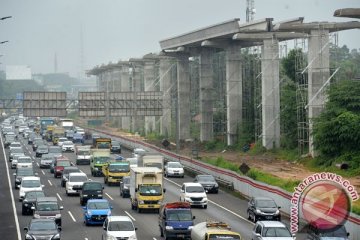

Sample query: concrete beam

[238,18,273,32]
[272,17,304,31]
[274,21,360,33]
[334,8,360,19]
[233,32,308,41]
[159,19,240,50]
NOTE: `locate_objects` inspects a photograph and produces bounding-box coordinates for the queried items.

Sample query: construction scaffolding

[295,38,309,155]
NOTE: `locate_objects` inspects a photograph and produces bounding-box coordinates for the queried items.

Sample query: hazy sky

[0,0,359,78]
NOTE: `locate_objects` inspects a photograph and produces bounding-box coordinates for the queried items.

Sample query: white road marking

[41,170,45,175]
[105,192,114,200]
[36,162,39,167]
[165,178,254,225]
[48,179,53,186]
[153,238,157,240]
[84,238,89,240]
[0,135,21,240]
[68,211,77,222]
[124,211,136,221]
[56,193,63,201]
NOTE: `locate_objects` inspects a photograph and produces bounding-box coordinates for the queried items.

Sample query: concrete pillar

[308,29,330,157]
[261,39,280,149]
[112,67,122,128]
[159,57,173,137]
[225,44,242,145]
[144,60,157,134]
[199,48,214,142]
[120,64,131,131]
[131,62,144,134]
[177,55,191,141]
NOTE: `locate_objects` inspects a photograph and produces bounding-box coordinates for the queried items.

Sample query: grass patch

[201,156,241,173]
[353,201,360,215]
[246,168,300,192]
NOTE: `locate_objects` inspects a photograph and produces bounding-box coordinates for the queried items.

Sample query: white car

[11,153,26,168]
[252,221,295,240]
[19,176,43,201]
[164,161,184,178]
[65,172,88,195]
[102,216,137,240]
[16,156,33,169]
[62,141,75,152]
[9,142,22,150]
[180,182,208,209]
[57,137,68,147]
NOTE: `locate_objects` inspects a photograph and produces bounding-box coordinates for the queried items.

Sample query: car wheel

[160,227,164,237]
[120,190,123,197]
[80,199,83,206]
[137,207,142,213]
[247,211,251,220]
[22,208,27,215]
[203,205,207,209]
[66,190,69,196]
[252,213,257,223]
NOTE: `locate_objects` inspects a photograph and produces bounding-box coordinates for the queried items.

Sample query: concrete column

[199,48,214,142]
[308,29,330,157]
[131,63,144,134]
[159,57,173,137]
[112,67,122,128]
[225,44,242,145]
[177,55,191,141]
[120,64,131,131]
[261,39,280,149]
[144,60,157,134]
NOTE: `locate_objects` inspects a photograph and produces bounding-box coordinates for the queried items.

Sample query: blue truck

[159,202,195,239]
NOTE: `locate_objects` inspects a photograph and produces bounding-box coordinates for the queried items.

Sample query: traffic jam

[1,115,322,240]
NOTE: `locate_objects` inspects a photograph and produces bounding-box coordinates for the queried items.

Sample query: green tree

[313,80,360,158]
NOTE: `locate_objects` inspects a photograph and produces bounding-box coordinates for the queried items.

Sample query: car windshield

[87,202,109,209]
[49,147,62,153]
[168,162,182,168]
[10,143,21,147]
[63,141,73,146]
[108,221,134,231]
[263,227,292,237]
[64,168,80,175]
[38,146,48,150]
[59,138,67,142]
[209,234,241,240]
[57,161,71,167]
[11,148,23,153]
[29,221,57,231]
[109,164,129,172]
[22,180,41,188]
[25,191,45,199]
[98,142,110,149]
[18,158,32,163]
[70,176,87,182]
[319,226,348,237]
[83,183,102,191]
[186,186,204,193]
[17,169,34,176]
[197,175,215,182]
[256,199,277,208]
[167,210,192,221]
[144,162,162,169]
[78,150,90,155]
[94,157,109,164]
[139,185,162,196]
[37,202,58,211]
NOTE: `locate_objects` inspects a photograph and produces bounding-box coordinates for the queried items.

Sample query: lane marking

[68,211,77,222]
[36,162,39,167]
[165,178,254,225]
[153,238,157,240]
[85,238,88,240]
[41,170,45,175]
[124,211,136,221]
[105,192,114,200]
[0,134,21,240]
[48,179,53,186]
[56,193,63,201]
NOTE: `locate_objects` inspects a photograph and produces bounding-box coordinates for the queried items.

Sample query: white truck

[130,167,165,213]
[142,155,164,170]
[191,221,242,240]
[75,145,91,165]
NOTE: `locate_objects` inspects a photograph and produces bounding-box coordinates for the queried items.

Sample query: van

[74,181,104,206]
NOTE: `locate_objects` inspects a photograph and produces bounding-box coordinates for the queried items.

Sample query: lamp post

[0,16,12,20]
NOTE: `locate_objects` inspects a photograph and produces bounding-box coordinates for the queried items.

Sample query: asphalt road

[1,130,309,240]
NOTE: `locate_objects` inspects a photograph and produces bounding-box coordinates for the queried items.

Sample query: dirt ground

[89,123,360,190]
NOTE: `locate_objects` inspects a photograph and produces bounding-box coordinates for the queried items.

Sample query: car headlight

[52,233,60,240]
[98,194,103,197]
[34,213,40,218]
[107,210,111,216]
[87,210,92,215]
[94,167,98,171]
[124,186,129,189]
[83,194,88,197]
[214,183,218,187]
[15,178,21,182]
[55,214,61,218]
[128,234,137,240]
[165,226,174,230]
[25,234,34,240]
[188,226,193,230]
[184,197,191,201]
[275,209,280,215]
[138,200,144,204]
[203,197,208,202]
[256,209,262,214]
[106,235,117,240]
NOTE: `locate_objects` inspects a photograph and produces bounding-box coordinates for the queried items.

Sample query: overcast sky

[0,0,359,78]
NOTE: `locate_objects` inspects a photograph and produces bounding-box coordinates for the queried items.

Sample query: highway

[1,132,262,240]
